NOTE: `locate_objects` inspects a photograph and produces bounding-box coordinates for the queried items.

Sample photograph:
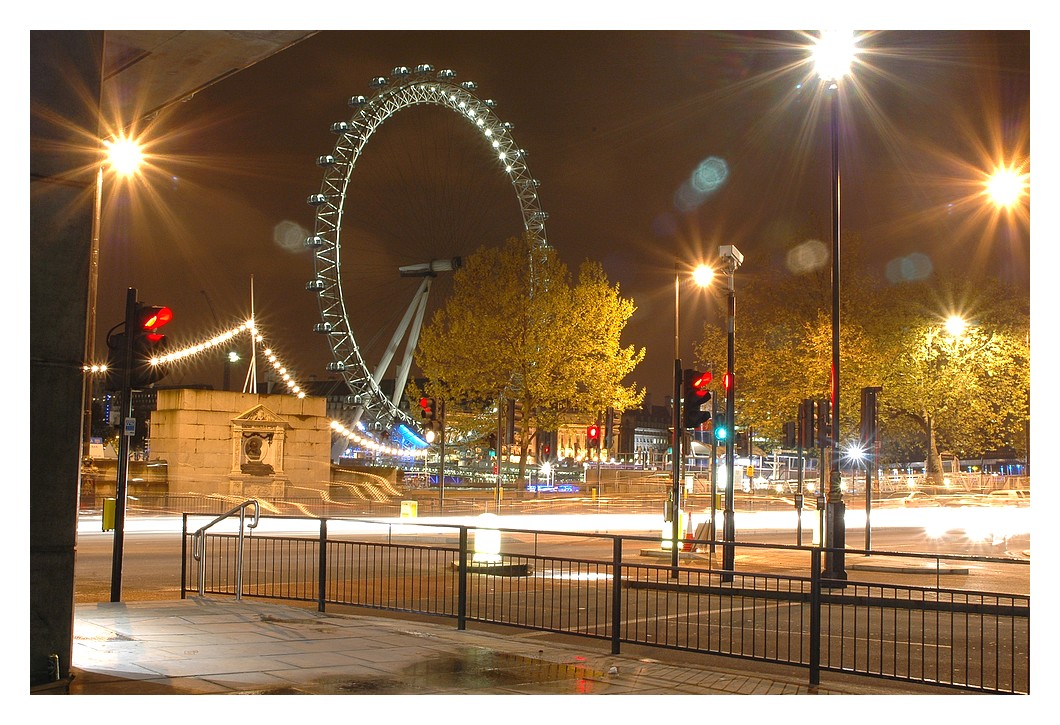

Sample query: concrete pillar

[30,30,103,688]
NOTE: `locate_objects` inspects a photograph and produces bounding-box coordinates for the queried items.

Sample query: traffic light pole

[110,287,137,602]
[721,264,737,580]
[438,399,446,513]
[671,358,681,578]
[495,395,505,512]
[709,393,717,555]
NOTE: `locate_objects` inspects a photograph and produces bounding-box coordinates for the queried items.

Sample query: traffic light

[586,424,600,448]
[712,414,729,443]
[107,303,173,389]
[816,398,831,447]
[799,398,816,449]
[783,421,796,448]
[419,396,436,421]
[682,369,712,429]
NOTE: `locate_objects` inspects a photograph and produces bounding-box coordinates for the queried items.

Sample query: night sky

[87,27,1030,403]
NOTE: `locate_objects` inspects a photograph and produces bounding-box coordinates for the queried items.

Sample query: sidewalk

[64,598,953,696]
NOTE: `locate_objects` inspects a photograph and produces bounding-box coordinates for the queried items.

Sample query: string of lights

[83,317,417,457]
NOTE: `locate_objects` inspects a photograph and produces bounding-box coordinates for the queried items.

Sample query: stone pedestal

[228,475,290,500]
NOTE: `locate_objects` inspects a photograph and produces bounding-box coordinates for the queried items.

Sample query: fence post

[611,536,622,654]
[180,513,188,599]
[809,547,821,686]
[317,518,328,612]
[458,526,468,631]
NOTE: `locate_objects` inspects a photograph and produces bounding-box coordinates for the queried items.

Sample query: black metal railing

[181,514,1029,693]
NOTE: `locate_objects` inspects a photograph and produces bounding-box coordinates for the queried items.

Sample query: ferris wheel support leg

[391,280,432,409]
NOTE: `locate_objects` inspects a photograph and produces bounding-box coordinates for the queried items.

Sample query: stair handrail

[191,499,261,598]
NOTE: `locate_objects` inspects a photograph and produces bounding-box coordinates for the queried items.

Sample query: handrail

[191,500,260,599]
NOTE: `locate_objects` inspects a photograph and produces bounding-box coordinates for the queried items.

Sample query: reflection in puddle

[399,647,605,693]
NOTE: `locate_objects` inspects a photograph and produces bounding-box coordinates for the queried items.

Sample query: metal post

[809,547,822,686]
[611,536,622,654]
[495,395,505,512]
[317,518,328,612]
[439,399,446,512]
[109,287,137,602]
[596,411,603,494]
[710,394,717,555]
[797,402,805,547]
[862,386,881,552]
[671,358,681,578]
[457,527,468,630]
[180,513,188,599]
[722,270,736,578]
[671,261,681,577]
[82,163,104,459]
[825,81,847,583]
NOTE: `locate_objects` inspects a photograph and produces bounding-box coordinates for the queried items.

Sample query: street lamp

[985,165,1027,209]
[670,261,714,575]
[717,244,743,580]
[83,133,144,458]
[944,315,968,339]
[813,30,859,583]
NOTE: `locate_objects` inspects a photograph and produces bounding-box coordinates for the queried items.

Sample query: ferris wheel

[305,64,549,436]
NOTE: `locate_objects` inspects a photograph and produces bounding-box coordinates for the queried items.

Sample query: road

[74,509,1030,602]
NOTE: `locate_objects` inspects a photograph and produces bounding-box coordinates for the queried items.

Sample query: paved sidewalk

[65,598,952,696]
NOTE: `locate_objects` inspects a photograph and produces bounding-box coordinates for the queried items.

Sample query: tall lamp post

[813,31,857,583]
[670,261,714,576]
[718,244,743,580]
[82,135,143,457]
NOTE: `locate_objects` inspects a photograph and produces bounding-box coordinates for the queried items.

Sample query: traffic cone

[682,513,694,552]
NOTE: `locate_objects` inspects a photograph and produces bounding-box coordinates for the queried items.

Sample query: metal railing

[187,500,260,599]
[180,516,1029,693]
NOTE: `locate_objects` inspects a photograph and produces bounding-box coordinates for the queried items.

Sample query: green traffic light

[714,426,728,441]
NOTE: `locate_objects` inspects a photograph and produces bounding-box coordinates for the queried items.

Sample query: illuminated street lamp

[670,260,715,575]
[83,133,144,457]
[985,165,1027,209]
[813,30,859,583]
[944,315,968,339]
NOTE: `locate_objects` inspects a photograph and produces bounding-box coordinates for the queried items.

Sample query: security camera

[718,244,744,268]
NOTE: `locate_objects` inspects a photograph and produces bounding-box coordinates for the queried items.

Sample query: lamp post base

[823,498,848,587]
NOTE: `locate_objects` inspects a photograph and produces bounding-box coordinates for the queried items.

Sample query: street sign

[123,417,136,436]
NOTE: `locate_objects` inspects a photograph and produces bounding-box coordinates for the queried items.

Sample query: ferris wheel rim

[306,65,549,434]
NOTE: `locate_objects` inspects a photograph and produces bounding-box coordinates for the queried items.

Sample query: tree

[415,235,645,480]
[692,240,1029,473]
[874,278,1029,479]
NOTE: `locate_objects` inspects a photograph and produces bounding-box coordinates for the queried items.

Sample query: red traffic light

[587,424,600,441]
[139,305,173,343]
[419,396,436,420]
[689,371,712,397]
[723,372,734,393]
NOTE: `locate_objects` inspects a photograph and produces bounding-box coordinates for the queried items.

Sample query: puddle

[396,648,606,693]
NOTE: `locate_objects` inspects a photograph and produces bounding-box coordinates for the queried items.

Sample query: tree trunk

[925,411,943,485]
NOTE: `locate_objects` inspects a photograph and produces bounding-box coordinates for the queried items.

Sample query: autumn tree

[415,235,645,479]
[693,240,1029,472]
[872,277,1029,479]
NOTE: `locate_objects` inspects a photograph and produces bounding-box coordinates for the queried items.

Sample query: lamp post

[82,135,144,458]
[670,262,714,576]
[813,30,857,583]
[718,244,742,580]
